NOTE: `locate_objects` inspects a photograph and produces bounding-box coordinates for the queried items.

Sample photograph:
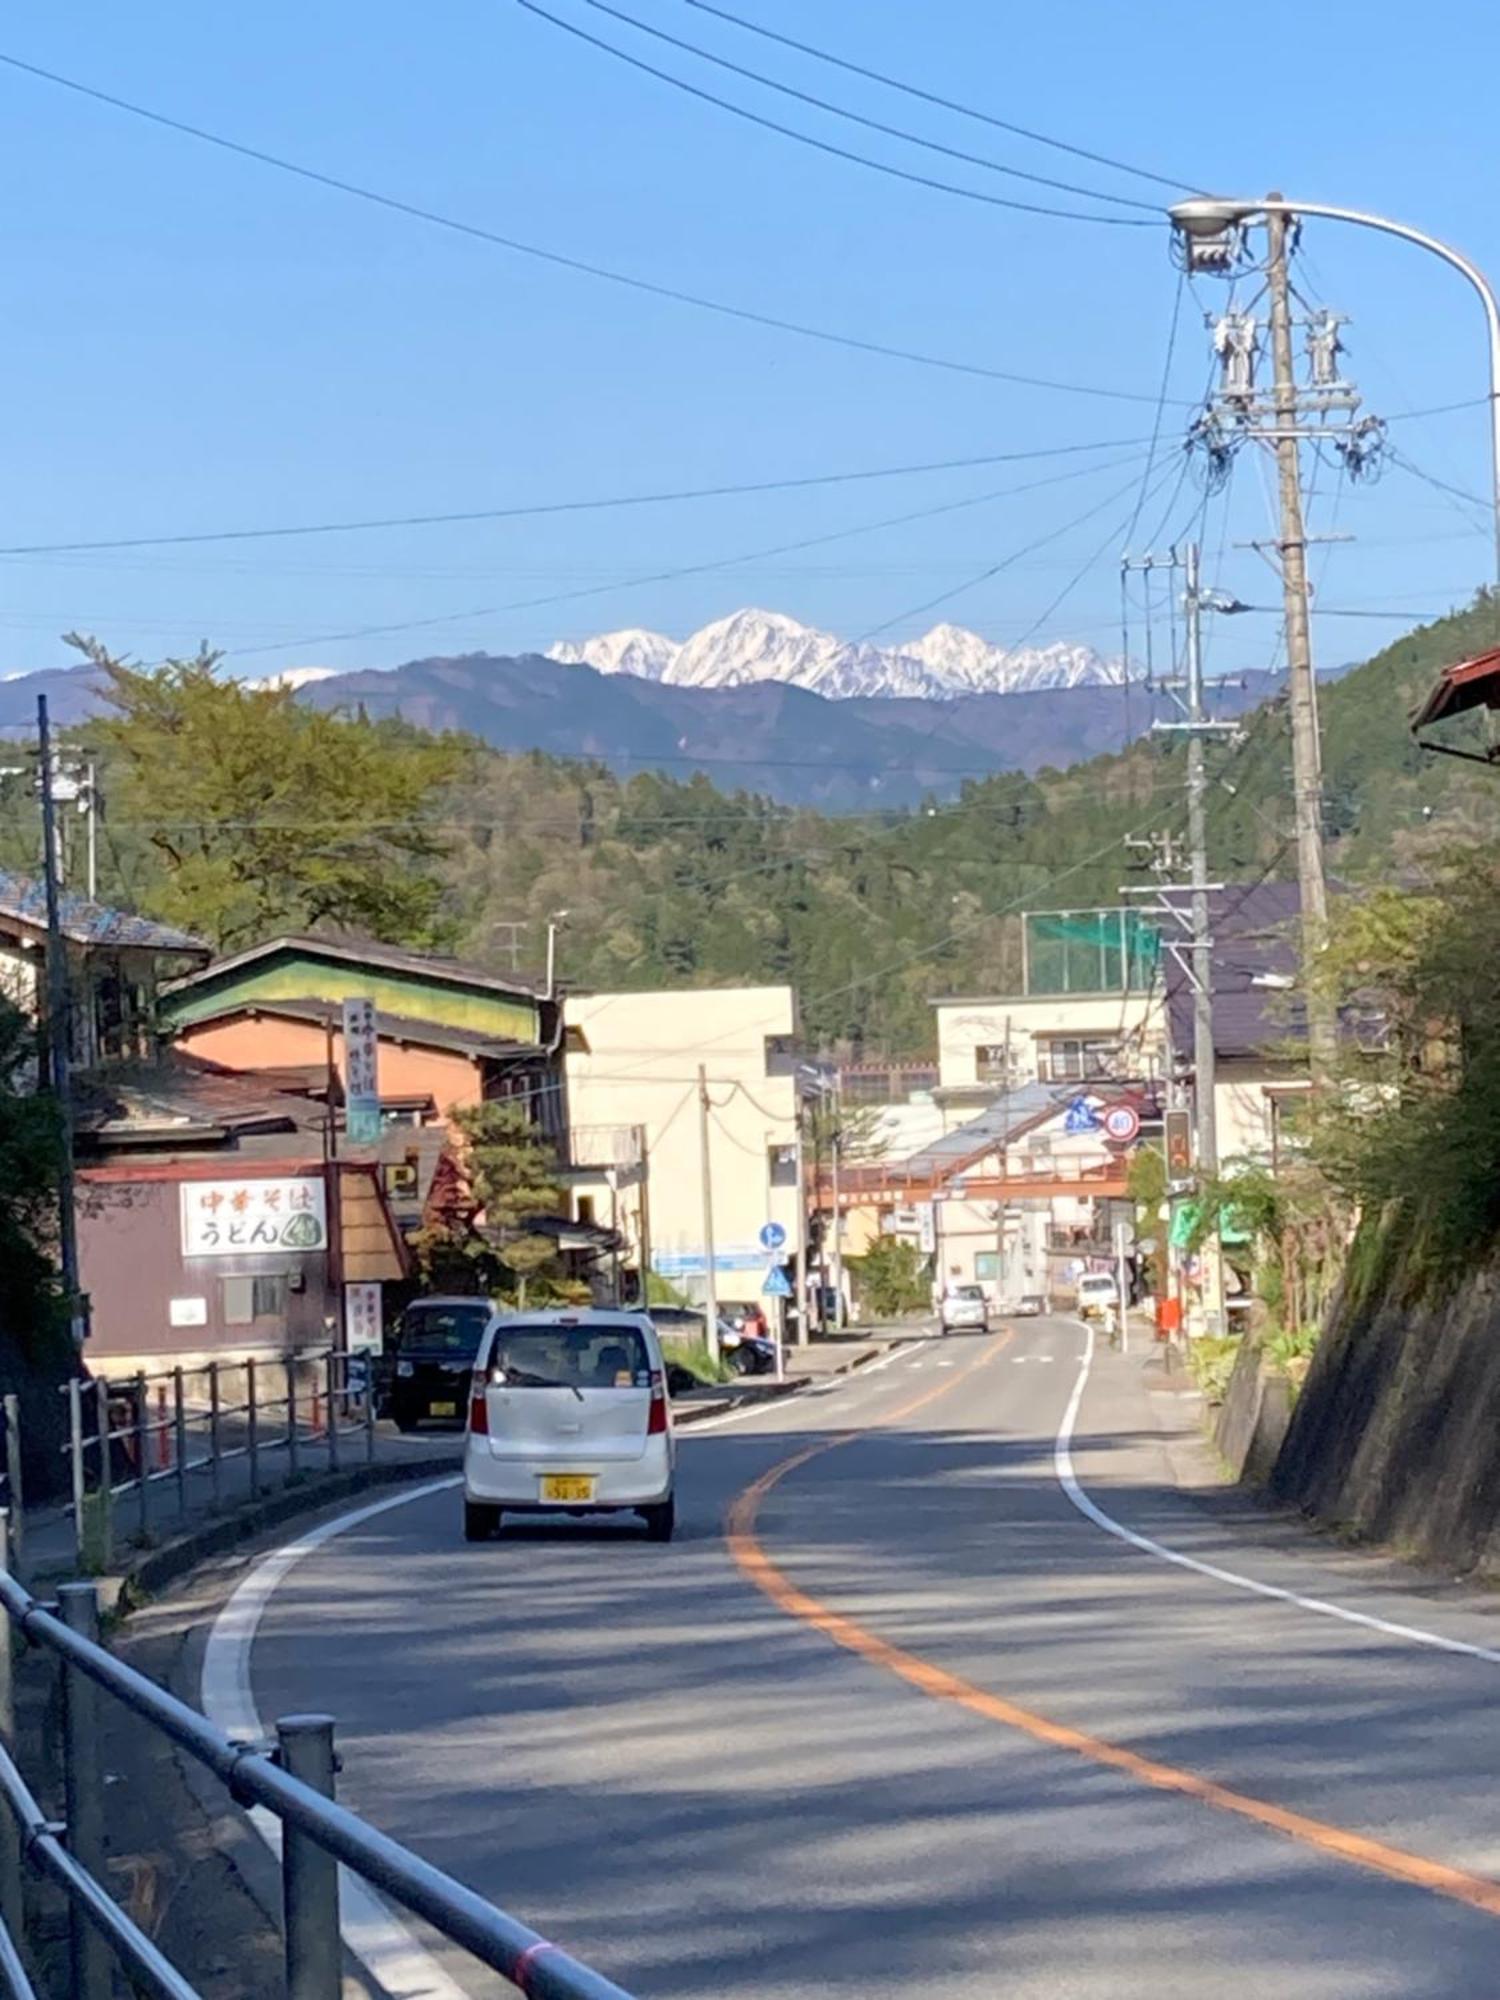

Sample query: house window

[1037,1037,1123,1084]
[767,1143,797,1189]
[222,1275,289,1326]
[975,1044,1015,1084]
[576,1196,597,1227]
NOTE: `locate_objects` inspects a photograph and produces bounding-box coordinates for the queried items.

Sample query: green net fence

[1024,909,1160,995]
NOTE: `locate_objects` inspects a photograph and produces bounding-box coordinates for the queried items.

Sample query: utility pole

[791,1103,808,1348]
[1182,543,1217,1186]
[696,1065,720,1361]
[1265,203,1336,1070]
[37,697,85,1345]
[829,1074,844,1332]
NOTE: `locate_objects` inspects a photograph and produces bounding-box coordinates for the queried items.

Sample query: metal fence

[0,1512,636,2000]
[60,1351,375,1574]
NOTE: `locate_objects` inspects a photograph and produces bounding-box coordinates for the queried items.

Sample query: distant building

[564,985,803,1310]
[932,906,1167,1121]
[0,871,209,1077]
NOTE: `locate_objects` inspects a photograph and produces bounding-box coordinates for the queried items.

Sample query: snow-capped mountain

[548,628,676,681]
[244,665,342,692]
[545,609,1123,700]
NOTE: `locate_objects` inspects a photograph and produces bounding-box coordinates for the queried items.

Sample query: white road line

[1054,1323,1500,1668]
[685,1343,916,1432]
[202,1477,475,1999]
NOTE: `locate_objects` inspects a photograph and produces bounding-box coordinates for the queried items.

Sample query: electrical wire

[0,49,1177,407]
[1122,269,1186,552]
[676,0,1195,194]
[567,0,1158,213]
[515,0,1153,226]
[857,459,1171,643]
[222,447,1154,660]
[0,437,1153,559]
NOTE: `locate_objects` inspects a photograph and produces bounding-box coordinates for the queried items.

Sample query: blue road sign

[758,1220,787,1253]
[762,1265,792,1298]
[1064,1097,1100,1134]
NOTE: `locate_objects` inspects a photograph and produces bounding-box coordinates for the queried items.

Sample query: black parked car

[390,1297,497,1431]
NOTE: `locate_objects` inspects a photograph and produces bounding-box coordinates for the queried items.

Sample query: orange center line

[725,1332,1500,1923]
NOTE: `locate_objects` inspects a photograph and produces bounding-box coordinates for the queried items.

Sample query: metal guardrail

[0,1511,637,2000]
[60,1350,376,1571]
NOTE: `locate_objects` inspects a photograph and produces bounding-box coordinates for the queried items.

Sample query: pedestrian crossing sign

[762,1266,792,1298]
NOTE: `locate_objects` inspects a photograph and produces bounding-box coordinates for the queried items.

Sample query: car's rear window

[953,1286,985,1301]
[489,1324,652,1390]
[399,1304,491,1354]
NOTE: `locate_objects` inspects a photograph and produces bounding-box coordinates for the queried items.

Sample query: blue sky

[1,0,1497,686]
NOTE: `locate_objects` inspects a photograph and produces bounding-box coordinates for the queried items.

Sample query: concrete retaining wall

[1214,1339,1294,1487]
[1270,1243,1500,1573]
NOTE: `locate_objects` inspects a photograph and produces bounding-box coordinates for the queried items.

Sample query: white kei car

[462,1310,677,1543]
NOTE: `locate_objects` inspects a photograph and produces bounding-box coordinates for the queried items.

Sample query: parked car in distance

[939,1284,989,1333]
[1016,1294,1048,1317]
[463,1310,676,1542]
[390,1296,497,1431]
[1075,1273,1119,1322]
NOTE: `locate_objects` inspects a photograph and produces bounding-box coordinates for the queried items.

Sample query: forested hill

[440,593,1500,1051]
[13,596,1498,1058]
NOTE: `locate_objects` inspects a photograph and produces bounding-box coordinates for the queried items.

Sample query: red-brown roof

[1410,647,1500,731]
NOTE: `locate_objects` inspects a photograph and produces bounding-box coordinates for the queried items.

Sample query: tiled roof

[0,872,208,955]
[164,932,542,1000]
[1163,881,1308,1061]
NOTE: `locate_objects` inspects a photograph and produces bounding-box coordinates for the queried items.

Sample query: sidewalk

[15,1417,462,1586]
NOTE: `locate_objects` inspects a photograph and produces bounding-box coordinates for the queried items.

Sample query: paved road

[239,1318,1500,1997]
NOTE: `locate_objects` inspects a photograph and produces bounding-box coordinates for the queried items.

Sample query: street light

[1169,194,1500,587]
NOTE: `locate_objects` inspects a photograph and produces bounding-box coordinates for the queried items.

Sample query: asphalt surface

[241,1317,1500,1998]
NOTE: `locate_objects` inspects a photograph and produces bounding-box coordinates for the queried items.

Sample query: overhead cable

[516,0,1152,225]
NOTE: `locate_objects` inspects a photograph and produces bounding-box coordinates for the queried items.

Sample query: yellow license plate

[540,1474,596,1503]
[429,1400,457,1418]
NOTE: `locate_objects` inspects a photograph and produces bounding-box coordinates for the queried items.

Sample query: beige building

[564,985,803,1309]
[933,989,1166,1120]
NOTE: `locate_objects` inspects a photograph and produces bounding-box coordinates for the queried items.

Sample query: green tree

[851,1234,930,1316]
[417,1104,574,1306]
[0,1000,66,1360]
[71,636,466,950]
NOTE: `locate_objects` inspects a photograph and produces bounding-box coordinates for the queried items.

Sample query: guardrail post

[0,1515,23,1952]
[276,1713,341,2000]
[133,1372,150,1542]
[247,1358,260,1499]
[285,1357,299,1482]
[92,1380,112,1575]
[173,1367,188,1521]
[67,1380,85,1570]
[1,1399,21,1583]
[58,1583,110,2000]
[325,1353,339,1475]
[208,1362,223,1510]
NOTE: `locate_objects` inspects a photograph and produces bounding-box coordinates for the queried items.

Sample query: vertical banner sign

[918,1203,937,1256]
[344,1280,383,1353]
[342,998,382,1143]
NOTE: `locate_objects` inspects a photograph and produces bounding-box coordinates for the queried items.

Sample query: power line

[222,447,1154,660]
[677,0,1195,195]
[858,457,1176,642]
[0,48,1175,406]
[0,436,1152,559]
[516,0,1153,227]
[566,0,1157,213]
[1122,271,1186,549]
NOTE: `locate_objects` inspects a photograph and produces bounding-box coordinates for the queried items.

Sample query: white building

[564,985,803,1310]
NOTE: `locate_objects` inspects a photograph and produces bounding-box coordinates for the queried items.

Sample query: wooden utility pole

[1265,202,1336,1070]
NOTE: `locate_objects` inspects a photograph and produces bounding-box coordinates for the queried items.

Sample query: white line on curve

[202,1476,475,2000]
[1053,1322,1500,1668]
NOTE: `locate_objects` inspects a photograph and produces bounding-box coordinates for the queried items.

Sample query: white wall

[565,986,800,1307]
[934,992,1165,1093]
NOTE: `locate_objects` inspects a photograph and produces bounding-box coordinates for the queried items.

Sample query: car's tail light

[647,1369,668,1435]
[467,1370,490,1436]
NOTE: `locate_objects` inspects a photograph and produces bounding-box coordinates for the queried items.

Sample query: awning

[1410,646,1500,732]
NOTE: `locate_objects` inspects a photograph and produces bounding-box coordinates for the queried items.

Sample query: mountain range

[548,609,1120,701]
[0,609,1286,810]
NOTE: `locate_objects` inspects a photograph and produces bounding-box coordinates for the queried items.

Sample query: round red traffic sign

[1102,1103,1141,1144]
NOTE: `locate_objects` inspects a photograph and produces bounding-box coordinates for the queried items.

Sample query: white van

[1075,1273,1119,1321]
[462,1310,676,1543]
